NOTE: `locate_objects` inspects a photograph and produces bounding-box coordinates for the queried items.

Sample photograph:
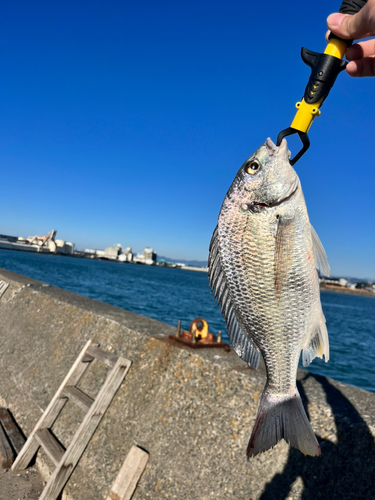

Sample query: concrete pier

[0,267,374,499]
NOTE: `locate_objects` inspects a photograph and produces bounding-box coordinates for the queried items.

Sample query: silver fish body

[208,138,330,457]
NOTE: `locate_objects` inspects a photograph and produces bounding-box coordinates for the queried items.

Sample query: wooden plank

[0,408,25,455]
[82,353,95,363]
[0,423,14,469]
[12,339,96,471]
[35,429,65,467]
[60,386,94,413]
[39,356,132,500]
[106,445,149,500]
[85,345,118,368]
[0,281,9,299]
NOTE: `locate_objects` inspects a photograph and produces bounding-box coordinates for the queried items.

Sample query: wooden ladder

[0,280,9,299]
[12,339,132,500]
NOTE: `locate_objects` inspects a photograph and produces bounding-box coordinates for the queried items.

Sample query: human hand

[327,0,375,77]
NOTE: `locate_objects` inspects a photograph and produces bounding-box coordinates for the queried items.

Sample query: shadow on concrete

[259,374,375,499]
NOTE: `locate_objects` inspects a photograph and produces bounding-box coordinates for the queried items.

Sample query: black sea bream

[208,138,330,457]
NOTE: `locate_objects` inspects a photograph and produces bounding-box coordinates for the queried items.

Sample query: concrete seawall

[0,267,374,500]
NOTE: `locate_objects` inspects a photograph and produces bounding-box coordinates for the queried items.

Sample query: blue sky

[1,1,374,278]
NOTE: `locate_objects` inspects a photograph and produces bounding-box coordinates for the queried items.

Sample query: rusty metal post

[191,326,196,344]
[176,320,181,338]
[217,330,222,343]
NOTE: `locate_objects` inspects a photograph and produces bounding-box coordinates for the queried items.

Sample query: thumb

[327,5,375,40]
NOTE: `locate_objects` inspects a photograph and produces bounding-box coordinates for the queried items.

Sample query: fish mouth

[252,182,299,209]
[265,137,291,159]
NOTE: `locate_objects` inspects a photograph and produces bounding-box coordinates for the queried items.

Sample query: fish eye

[245,160,261,175]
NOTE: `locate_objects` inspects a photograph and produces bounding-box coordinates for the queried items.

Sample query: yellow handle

[324,38,348,58]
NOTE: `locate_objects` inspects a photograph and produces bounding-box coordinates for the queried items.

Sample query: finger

[346,57,375,77]
[346,39,375,60]
[327,2,375,40]
[327,13,370,40]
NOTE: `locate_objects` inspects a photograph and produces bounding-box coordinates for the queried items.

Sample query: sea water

[0,249,374,393]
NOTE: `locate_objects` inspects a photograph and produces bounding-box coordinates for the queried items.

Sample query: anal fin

[302,312,329,366]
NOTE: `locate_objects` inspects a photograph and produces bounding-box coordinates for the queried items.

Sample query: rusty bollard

[191,324,196,344]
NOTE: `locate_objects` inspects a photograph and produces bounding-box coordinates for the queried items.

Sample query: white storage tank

[55,240,66,253]
[65,242,75,254]
[48,240,57,253]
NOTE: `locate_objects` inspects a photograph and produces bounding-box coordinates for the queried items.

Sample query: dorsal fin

[208,226,260,369]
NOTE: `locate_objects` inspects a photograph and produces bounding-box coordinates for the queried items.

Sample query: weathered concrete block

[0,268,374,500]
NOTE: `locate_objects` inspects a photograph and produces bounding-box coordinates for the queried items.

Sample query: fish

[208,138,330,457]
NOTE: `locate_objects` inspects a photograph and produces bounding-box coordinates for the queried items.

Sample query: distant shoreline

[320,284,375,297]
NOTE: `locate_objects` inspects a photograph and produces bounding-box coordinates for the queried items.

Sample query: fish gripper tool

[277,0,368,166]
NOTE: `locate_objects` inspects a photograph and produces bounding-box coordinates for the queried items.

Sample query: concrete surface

[0,267,374,499]
[0,466,44,500]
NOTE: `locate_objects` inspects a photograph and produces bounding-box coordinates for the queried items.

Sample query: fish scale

[209,138,330,457]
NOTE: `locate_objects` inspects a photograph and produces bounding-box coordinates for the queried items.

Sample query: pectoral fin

[274,216,295,303]
[310,224,330,277]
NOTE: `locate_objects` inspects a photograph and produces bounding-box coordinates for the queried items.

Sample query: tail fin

[246,387,320,457]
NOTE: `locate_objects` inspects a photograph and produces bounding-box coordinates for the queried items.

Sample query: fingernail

[347,61,356,70]
[346,60,360,77]
[327,13,345,28]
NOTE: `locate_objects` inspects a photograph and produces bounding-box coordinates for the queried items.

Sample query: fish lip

[251,181,299,209]
[265,137,291,159]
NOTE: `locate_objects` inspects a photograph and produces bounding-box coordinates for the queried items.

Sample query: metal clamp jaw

[277,128,310,166]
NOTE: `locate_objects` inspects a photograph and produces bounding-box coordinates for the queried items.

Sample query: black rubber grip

[301,48,347,103]
[339,0,367,15]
